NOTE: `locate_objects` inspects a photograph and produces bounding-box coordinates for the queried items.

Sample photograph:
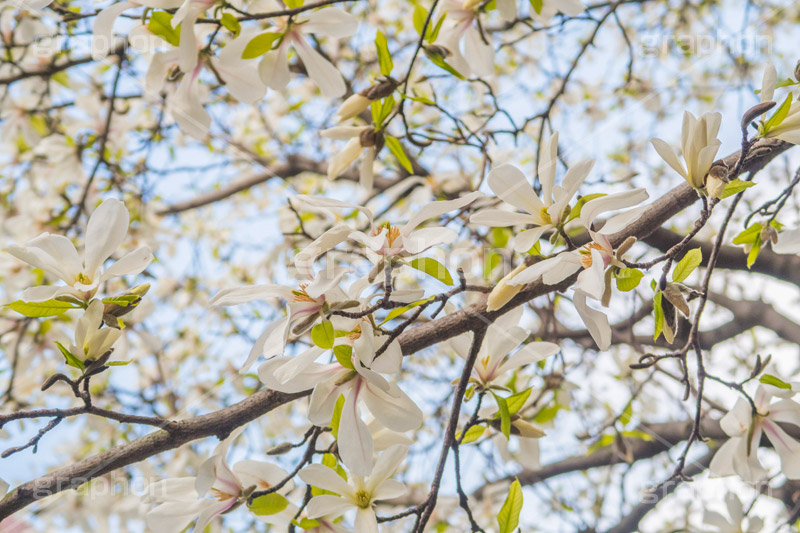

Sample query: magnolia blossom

[321,125,379,190]
[146,432,295,532]
[257,4,356,98]
[299,444,409,533]
[469,132,597,253]
[209,266,353,372]
[91,0,183,60]
[710,384,800,483]
[758,63,800,145]
[702,492,763,533]
[651,111,722,191]
[771,227,800,254]
[259,324,422,476]
[69,300,122,364]
[6,198,153,302]
[449,306,560,391]
[437,0,494,77]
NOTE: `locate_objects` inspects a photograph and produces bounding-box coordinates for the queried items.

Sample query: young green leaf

[493,392,512,440]
[615,268,644,292]
[497,479,523,533]
[56,341,84,370]
[375,31,393,76]
[249,493,289,516]
[506,388,532,415]
[529,0,544,14]
[333,345,354,369]
[330,394,346,438]
[653,291,664,341]
[760,374,792,389]
[457,424,486,444]
[763,93,793,133]
[408,257,454,285]
[6,299,82,317]
[425,51,466,80]
[732,223,763,245]
[720,179,755,199]
[384,136,413,173]
[220,13,241,37]
[311,320,335,349]
[148,12,180,47]
[672,248,702,283]
[747,234,762,269]
[412,4,428,36]
[242,32,282,59]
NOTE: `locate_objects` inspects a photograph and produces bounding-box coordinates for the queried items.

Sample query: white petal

[294,223,354,277]
[300,465,354,497]
[240,316,291,372]
[496,342,560,375]
[513,226,548,254]
[99,246,153,284]
[463,26,494,77]
[487,163,545,216]
[7,234,82,283]
[772,228,800,254]
[470,209,536,227]
[20,285,79,303]
[354,508,379,533]
[338,387,374,476]
[403,227,457,255]
[209,284,293,306]
[579,188,649,230]
[761,63,777,103]
[84,198,130,278]
[372,479,407,501]
[91,2,135,60]
[301,8,358,38]
[146,501,204,533]
[292,34,346,98]
[327,138,362,180]
[306,495,353,519]
[651,138,688,179]
[172,67,211,140]
[363,382,422,432]
[258,39,291,91]
[401,191,482,234]
[573,291,611,350]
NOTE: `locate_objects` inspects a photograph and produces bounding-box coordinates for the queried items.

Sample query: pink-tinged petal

[209,284,293,306]
[273,346,326,384]
[98,246,153,284]
[292,34,346,98]
[651,138,687,179]
[338,385,374,476]
[763,420,800,479]
[301,8,357,38]
[91,1,135,60]
[401,191,482,234]
[573,291,611,350]
[194,499,236,532]
[486,163,544,216]
[299,465,354,497]
[258,38,291,91]
[579,188,649,230]
[306,494,353,519]
[768,398,800,427]
[7,234,82,283]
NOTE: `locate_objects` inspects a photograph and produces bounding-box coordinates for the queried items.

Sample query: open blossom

[256,3,357,98]
[449,306,559,391]
[757,63,800,145]
[146,431,295,532]
[259,324,422,476]
[710,384,800,483]
[703,492,763,533]
[469,132,599,253]
[299,445,409,533]
[436,0,494,77]
[651,111,722,191]
[5,198,153,302]
[91,0,183,60]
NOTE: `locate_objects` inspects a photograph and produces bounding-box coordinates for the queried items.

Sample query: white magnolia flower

[449,306,560,391]
[257,4,357,98]
[321,125,378,190]
[209,266,353,372]
[651,111,722,191]
[771,227,800,254]
[298,192,482,267]
[470,132,597,253]
[710,384,800,483]
[702,492,763,533]
[259,325,422,476]
[758,63,800,145]
[299,444,409,533]
[146,431,295,532]
[436,0,494,78]
[91,0,183,60]
[69,300,123,364]
[171,0,216,74]
[6,198,153,302]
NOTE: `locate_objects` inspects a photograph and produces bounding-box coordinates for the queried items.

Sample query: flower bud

[359,126,385,152]
[761,224,778,245]
[335,94,370,123]
[741,101,776,130]
[486,262,528,312]
[424,44,452,58]
[663,283,690,317]
[362,77,398,101]
[705,159,729,199]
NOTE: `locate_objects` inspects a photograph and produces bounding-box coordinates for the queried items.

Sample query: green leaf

[619,400,633,427]
[220,13,241,37]
[764,93,793,132]
[653,291,664,341]
[457,424,486,444]
[375,31,393,76]
[55,341,84,370]
[311,320,335,349]
[385,136,413,173]
[567,193,606,221]
[106,360,132,366]
[614,268,643,292]
[292,519,322,530]
[242,32,282,59]
[333,345,354,369]
[533,403,561,424]
[408,257,453,285]
[760,374,792,389]
[426,51,466,80]
[148,12,180,47]
[283,0,303,7]
[428,13,447,42]
[720,179,755,199]
[733,223,763,245]
[497,479,523,533]
[249,493,289,516]
[101,295,140,307]
[672,248,702,283]
[529,0,544,14]
[412,3,428,36]
[747,234,762,268]
[380,296,435,324]
[493,392,511,440]
[6,299,81,317]
[506,388,532,415]
[484,250,503,280]
[330,394,346,438]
